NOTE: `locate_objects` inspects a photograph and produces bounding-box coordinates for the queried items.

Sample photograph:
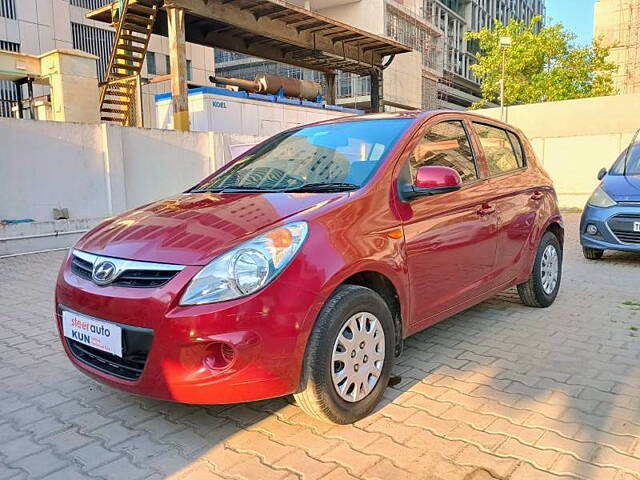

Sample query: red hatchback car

[56,111,563,424]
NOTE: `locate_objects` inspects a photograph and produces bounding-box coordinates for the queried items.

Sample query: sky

[545,0,596,46]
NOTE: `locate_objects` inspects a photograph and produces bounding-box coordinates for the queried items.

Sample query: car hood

[603,175,640,201]
[75,192,346,265]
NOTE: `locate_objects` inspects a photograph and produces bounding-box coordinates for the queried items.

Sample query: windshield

[611,143,640,175]
[193,119,412,192]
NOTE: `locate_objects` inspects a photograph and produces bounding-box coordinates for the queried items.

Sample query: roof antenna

[623,127,640,176]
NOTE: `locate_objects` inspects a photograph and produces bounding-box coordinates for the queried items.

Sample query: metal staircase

[99,0,162,126]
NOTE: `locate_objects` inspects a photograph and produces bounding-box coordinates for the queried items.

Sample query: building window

[0,0,16,19]
[385,6,438,70]
[71,23,115,81]
[147,52,157,75]
[0,40,20,118]
[165,54,171,74]
[214,49,250,64]
[70,0,111,9]
[187,59,192,81]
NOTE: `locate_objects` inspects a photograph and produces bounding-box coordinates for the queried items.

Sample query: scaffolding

[595,0,640,95]
[619,0,640,94]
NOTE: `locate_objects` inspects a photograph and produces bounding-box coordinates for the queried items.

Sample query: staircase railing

[99,0,160,126]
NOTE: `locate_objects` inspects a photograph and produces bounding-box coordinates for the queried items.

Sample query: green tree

[466,16,617,108]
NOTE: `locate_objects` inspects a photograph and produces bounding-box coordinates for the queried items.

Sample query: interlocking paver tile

[8,449,67,479]
[1,213,640,479]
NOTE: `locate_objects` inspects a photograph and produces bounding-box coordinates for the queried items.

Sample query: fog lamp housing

[586,224,598,236]
[203,342,235,370]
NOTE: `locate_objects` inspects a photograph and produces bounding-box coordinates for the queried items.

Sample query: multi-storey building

[0,0,545,120]
[215,0,545,110]
[0,0,216,124]
[594,0,640,95]
[433,0,545,107]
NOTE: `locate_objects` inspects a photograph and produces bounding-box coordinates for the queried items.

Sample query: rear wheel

[517,231,562,308]
[582,247,604,260]
[294,285,395,424]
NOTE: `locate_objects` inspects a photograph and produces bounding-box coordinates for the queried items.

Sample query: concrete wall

[0,117,261,256]
[317,0,386,35]
[480,94,640,208]
[383,51,423,110]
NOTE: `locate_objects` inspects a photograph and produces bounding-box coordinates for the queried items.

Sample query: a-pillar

[166,6,190,131]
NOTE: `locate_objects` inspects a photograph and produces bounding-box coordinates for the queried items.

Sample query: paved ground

[1,213,640,480]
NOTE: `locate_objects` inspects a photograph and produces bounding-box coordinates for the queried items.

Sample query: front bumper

[580,204,640,252]
[55,254,324,404]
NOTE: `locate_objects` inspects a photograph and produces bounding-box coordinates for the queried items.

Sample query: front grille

[608,214,640,244]
[66,324,153,381]
[71,255,93,280]
[70,251,184,288]
[113,270,179,288]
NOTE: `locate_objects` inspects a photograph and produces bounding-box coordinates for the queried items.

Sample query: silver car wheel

[331,312,385,403]
[540,244,559,294]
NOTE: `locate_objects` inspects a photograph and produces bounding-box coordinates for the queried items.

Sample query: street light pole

[499,36,512,121]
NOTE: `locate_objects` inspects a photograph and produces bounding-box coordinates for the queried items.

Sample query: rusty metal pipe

[209,76,261,92]
[209,74,322,101]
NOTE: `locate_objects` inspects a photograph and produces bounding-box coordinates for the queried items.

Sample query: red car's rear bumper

[55,255,322,404]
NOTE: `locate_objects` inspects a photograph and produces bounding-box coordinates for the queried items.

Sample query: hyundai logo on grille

[92,261,117,285]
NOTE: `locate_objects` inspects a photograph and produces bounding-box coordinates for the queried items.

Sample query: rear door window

[473,123,524,176]
[409,120,479,184]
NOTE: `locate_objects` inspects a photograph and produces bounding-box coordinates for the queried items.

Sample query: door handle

[530,190,544,201]
[477,203,495,216]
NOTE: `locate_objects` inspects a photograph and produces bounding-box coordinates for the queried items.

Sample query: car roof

[310,109,517,130]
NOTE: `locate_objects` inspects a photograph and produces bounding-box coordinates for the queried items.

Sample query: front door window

[409,120,478,183]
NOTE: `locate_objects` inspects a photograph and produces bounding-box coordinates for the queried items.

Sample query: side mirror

[403,166,462,200]
[597,168,607,181]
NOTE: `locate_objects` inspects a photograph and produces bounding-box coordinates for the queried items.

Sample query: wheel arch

[295,268,405,393]
[545,220,565,246]
[341,271,404,357]
[517,215,564,285]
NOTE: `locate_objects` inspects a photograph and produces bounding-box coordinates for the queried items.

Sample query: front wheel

[294,285,395,424]
[583,246,604,260]
[517,231,562,308]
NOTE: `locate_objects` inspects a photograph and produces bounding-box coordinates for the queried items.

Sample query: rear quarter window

[507,131,526,168]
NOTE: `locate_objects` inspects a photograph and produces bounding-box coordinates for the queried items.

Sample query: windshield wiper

[191,185,280,193]
[284,182,360,192]
[192,182,360,194]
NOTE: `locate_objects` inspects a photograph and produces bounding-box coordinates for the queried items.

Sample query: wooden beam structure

[166,5,189,131]
[324,72,336,105]
[87,0,411,76]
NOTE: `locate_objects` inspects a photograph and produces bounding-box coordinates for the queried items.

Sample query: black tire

[517,231,562,308]
[583,247,604,260]
[294,285,395,424]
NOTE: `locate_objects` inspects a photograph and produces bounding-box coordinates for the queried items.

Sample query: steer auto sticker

[62,311,122,357]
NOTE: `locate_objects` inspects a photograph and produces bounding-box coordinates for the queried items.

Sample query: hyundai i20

[56,111,563,424]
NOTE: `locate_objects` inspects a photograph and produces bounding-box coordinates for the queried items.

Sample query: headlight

[180,221,308,305]
[588,186,616,208]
